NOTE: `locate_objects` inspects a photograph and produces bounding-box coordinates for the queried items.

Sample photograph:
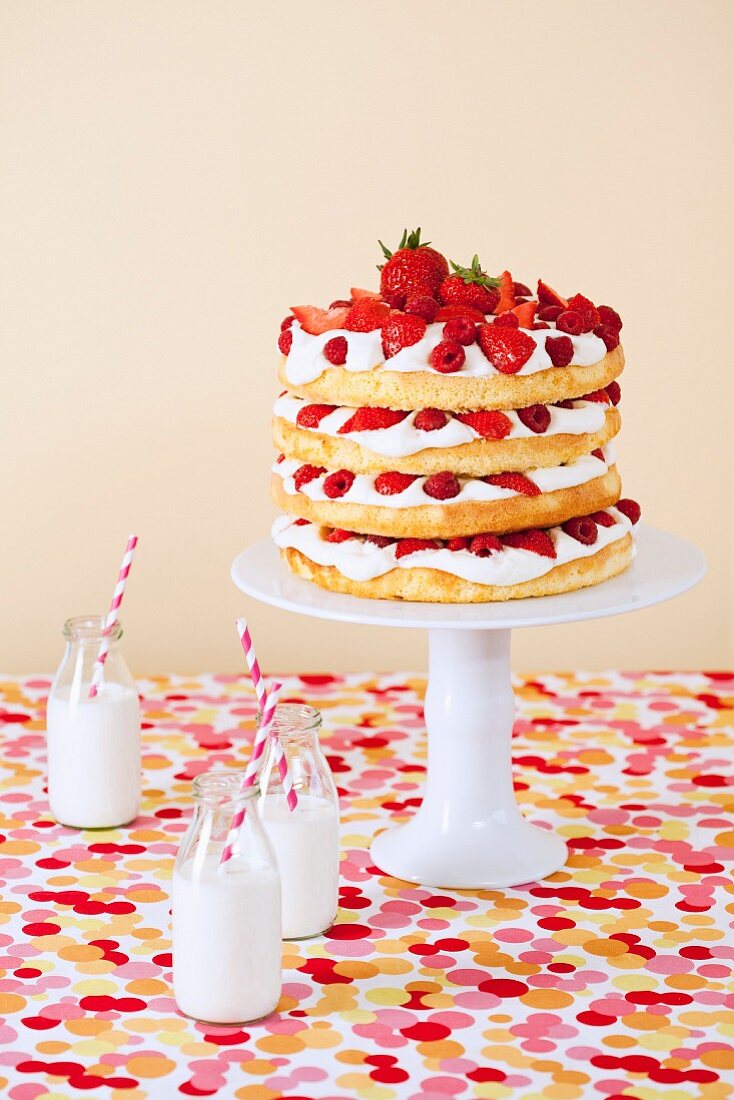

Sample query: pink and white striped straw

[89,533,138,698]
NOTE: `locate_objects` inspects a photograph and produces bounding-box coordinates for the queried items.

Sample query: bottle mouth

[192,770,258,806]
[257,702,322,739]
[63,615,122,643]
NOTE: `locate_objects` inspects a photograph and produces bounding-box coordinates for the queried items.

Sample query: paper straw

[89,534,138,698]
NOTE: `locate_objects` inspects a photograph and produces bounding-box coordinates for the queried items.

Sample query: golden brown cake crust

[273,406,621,477]
[280,533,633,603]
[278,346,624,412]
[271,467,621,538]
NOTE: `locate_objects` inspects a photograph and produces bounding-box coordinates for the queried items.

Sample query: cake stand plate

[231,526,705,888]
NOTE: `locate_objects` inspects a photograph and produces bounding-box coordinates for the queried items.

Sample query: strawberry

[366,534,395,547]
[278,329,293,355]
[606,380,621,406]
[477,325,536,373]
[494,270,517,314]
[438,255,500,313]
[329,299,352,309]
[485,472,541,497]
[502,529,557,558]
[322,470,355,499]
[327,528,354,543]
[395,538,439,559]
[580,389,609,403]
[414,408,449,431]
[344,299,390,332]
[323,336,348,365]
[511,301,538,329]
[493,313,519,328]
[430,339,465,373]
[293,464,326,490]
[517,404,551,433]
[616,498,641,525]
[350,287,381,300]
[378,228,449,301]
[566,294,601,332]
[513,281,532,297]
[338,407,408,434]
[537,280,568,309]
[456,410,513,439]
[435,303,486,323]
[447,536,470,551]
[381,314,427,359]
[423,471,461,500]
[562,516,598,545]
[374,471,418,495]
[591,448,605,460]
[296,404,337,428]
[290,304,350,335]
[469,533,502,557]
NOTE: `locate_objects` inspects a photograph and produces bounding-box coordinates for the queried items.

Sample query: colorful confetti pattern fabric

[0,670,732,1100]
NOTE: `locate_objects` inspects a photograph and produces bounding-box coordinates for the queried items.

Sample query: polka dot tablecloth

[0,671,732,1100]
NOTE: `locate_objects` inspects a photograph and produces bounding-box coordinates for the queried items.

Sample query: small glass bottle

[258,704,340,939]
[46,615,141,829]
[172,771,282,1025]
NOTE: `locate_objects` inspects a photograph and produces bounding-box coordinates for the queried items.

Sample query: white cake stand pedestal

[231,526,704,889]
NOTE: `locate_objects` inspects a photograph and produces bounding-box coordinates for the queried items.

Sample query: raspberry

[566,293,601,332]
[327,527,354,543]
[591,510,616,527]
[423,471,461,500]
[366,534,395,548]
[414,408,448,431]
[395,538,439,559]
[554,399,574,409]
[580,389,609,403]
[293,518,310,526]
[606,380,621,406]
[382,314,427,359]
[430,339,466,373]
[477,326,536,373]
[492,312,519,328]
[594,323,620,352]
[537,305,563,322]
[532,322,551,330]
[556,310,584,336]
[296,404,337,428]
[447,536,470,552]
[442,316,477,345]
[616,498,641,525]
[517,404,551,434]
[405,296,439,323]
[485,472,541,496]
[502,529,557,558]
[598,305,622,332]
[280,315,295,331]
[469,533,502,557]
[512,281,532,297]
[456,410,513,439]
[278,329,293,355]
[545,334,574,367]
[329,299,352,310]
[293,464,326,490]
[338,407,408,433]
[323,336,348,365]
[345,299,390,332]
[562,515,598,545]
[382,291,407,310]
[374,471,418,496]
[591,448,605,460]
[322,469,355,498]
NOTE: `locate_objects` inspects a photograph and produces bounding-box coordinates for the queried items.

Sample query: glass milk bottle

[46,616,141,828]
[172,772,282,1024]
[259,704,340,939]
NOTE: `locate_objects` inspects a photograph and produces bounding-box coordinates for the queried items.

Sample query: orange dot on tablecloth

[585,938,629,957]
[125,1055,177,1078]
[0,993,26,1013]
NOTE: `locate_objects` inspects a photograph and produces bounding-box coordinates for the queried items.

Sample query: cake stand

[231,526,705,889]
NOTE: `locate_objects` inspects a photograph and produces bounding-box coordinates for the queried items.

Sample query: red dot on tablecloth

[538,917,575,930]
[422,896,457,909]
[14,968,41,978]
[400,1022,451,1041]
[23,922,60,936]
[369,1067,409,1084]
[79,995,146,1012]
[22,1016,60,1030]
[36,858,70,869]
[325,924,371,940]
[478,979,528,997]
[467,1068,506,1082]
[577,1010,615,1026]
[153,952,172,967]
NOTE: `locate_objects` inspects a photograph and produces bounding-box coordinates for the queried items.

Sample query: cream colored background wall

[3,1,732,676]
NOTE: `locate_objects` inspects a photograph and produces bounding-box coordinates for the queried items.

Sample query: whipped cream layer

[274,393,610,457]
[283,322,608,386]
[273,508,634,586]
[273,446,615,510]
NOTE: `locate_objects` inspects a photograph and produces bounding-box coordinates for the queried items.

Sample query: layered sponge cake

[272,230,640,602]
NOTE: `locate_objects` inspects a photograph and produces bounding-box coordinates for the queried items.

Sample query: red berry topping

[430,339,466,373]
[591,510,616,528]
[329,299,352,309]
[405,296,439,322]
[280,315,295,331]
[323,336,348,365]
[598,305,623,332]
[593,323,620,352]
[469,533,502,557]
[492,312,520,328]
[606,380,621,406]
[512,281,532,297]
[351,287,381,300]
[278,329,293,355]
[442,316,477,345]
[423,471,461,500]
[477,325,536,373]
[382,291,407,310]
[338,407,408,434]
[517,404,551,434]
[502,529,556,558]
[374,470,418,496]
[532,322,551,330]
[344,299,390,332]
[275,453,285,463]
[382,314,427,359]
[511,301,538,329]
[293,518,310,526]
[591,448,605,460]
[580,389,609,403]
[327,527,354,543]
[556,310,584,336]
[485,472,541,497]
[545,334,574,367]
[395,538,439,559]
[296,404,337,428]
[414,408,449,431]
[435,303,486,323]
[293,464,326,490]
[322,469,355,498]
[439,255,500,313]
[537,305,563,322]
[537,280,568,309]
[554,399,574,409]
[366,534,395,547]
[379,228,448,301]
[562,515,598,545]
[447,536,470,552]
[494,270,516,314]
[616,498,641,525]
[456,410,513,439]
[291,304,350,335]
[566,294,601,332]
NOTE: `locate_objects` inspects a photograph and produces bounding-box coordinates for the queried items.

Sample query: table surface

[0,671,732,1100]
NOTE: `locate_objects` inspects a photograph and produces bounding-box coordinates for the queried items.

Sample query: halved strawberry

[537,280,568,309]
[296,404,337,428]
[435,303,486,323]
[381,314,427,359]
[344,299,390,332]
[477,325,536,373]
[395,538,439,559]
[375,471,418,496]
[456,410,513,439]
[502,529,557,558]
[511,301,538,329]
[338,407,408,434]
[493,270,517,314]
[350,287,381,300]
[485,472,541,496]
[290,304,350,335]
